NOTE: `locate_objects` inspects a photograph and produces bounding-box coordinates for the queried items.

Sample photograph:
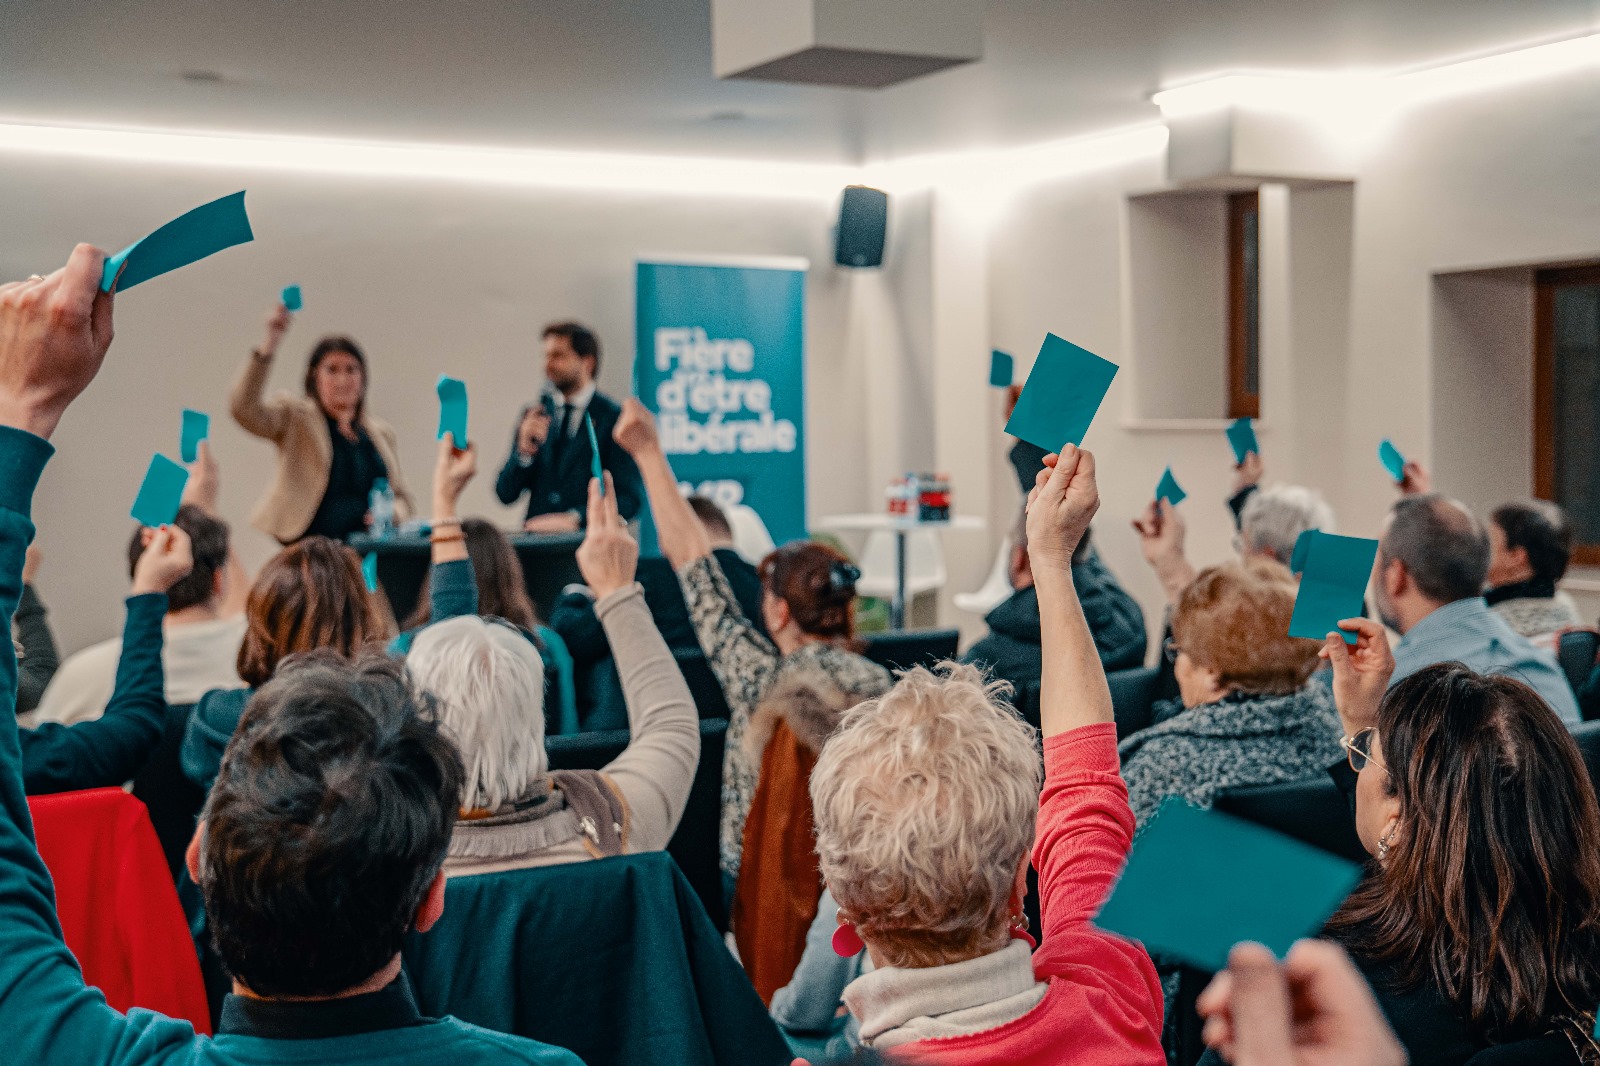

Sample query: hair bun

[828,562,862,596]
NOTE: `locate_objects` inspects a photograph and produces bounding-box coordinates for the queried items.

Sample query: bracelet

[429,531,466,545]
[430,517,462,529]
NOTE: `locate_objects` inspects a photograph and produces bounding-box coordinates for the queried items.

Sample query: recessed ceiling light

[708,109,748,122]
[179,70,227,84]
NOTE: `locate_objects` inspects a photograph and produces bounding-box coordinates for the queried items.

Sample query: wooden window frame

[1227,190,1261,419]
[1534,262,1600,566]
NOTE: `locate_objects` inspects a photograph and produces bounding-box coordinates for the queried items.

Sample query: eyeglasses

[1163,637,1182,664]
[1341,727,1388,775]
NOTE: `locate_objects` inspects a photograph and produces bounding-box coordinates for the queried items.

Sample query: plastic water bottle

[369,477,395,540]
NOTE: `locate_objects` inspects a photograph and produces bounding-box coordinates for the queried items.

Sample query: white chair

[725,504,777,565]
[953,536,1015,617]
[855,529,948,601]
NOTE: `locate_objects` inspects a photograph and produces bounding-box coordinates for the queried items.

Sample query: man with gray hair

[1375,494,1579,722]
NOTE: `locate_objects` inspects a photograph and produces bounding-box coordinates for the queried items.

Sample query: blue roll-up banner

[634,257,807,552]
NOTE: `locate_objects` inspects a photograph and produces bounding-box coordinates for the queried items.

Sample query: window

[1535,264,1600,564]
[1227,191,1261,419]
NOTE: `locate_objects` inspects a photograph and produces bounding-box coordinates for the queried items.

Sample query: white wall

[0,160,857,654]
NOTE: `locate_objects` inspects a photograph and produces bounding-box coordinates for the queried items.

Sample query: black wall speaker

[834,185,888,268]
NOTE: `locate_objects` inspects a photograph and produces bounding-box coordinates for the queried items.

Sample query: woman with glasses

[406,473,700,875]
[1287,620,1600,1066]
[1117,558,1345,829]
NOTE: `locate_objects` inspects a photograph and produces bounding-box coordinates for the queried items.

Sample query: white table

[814,513,986,630]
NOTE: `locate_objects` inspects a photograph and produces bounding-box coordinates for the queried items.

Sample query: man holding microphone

[496,321,643,532]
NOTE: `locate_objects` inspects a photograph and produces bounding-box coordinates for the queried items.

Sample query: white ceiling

[4,0,1598,164]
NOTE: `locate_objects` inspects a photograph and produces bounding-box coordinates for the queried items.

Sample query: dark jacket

[964,548,1147,690]
[494,391,643,523]
[22,592,166,795]
[549,549,765,669]
[14,583,57,715]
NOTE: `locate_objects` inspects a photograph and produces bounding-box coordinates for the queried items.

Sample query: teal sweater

[21,590,165,794]
[0,428,582,1064]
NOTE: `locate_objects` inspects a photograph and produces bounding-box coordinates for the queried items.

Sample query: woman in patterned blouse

[614,399,891,1001]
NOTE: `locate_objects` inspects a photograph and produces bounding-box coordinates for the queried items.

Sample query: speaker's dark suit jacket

[495,391,644,523]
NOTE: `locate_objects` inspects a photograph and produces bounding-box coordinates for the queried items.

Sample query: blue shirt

[1391,597,1580,724]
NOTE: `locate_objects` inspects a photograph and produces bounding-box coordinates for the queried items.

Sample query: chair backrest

[674,649,733,720]
[1567,721,1600,798]
[859,628,961,674]
[29,788,211,1032]
[858,530,948,594]
[130,701,205,883]
[1212,777,1368,863]
[1106,665,1161,740]
[1557,629,1600,694]
[403,851,789,1066]
[546,719,730,931]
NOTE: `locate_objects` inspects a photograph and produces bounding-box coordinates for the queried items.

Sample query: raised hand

[262,303,292,356]
[433,433,477,516]
[182,439,221,516]
[613,397,660,458]
[576,473,638,599]
[131,525,195,596]
[1319,617,1395,736]
[1198,940,1406,1066]
[1132,498,1195,602]
[1398,459,1431,496]
[1025,445,1099,573]
[22,546,42,586]
[0,245,116,439]
[1232,451,1264,496]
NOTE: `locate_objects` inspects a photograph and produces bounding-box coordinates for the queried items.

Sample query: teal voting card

[1093,799,1361,973]
[281,284,303,312]
[362,552,379,594]
[1378,439,1406,482]
[1289,528,1313,574]
[1226,418,1259,464]
[1288,531,1380,643]
[1003,334,1118,453]
[101,192,254,293]
[130,455,189,527]
[585,413,605,496]
[436,376,468,447]
[989,350,1015,388]
[1155,467,1186,506]
[180,409,210,464]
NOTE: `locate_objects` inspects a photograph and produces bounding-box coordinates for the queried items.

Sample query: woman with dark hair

[1485,499,1582,640]
[230,300,414,543]
[614,398,891,1004]
[182,437,477,795]
[1200,620,1600,1066]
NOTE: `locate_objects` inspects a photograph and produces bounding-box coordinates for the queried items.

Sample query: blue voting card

[1003,334,1119,454]
[1155,467,1187,506]
[101,191,254,293]
[179,409,209,464]
[1226,418,1259,464]
[281,284,303,311]
[436,376,468,447]
[362,552,379,594]
[1378,439,1406,482]
[989,349,1015,388]
[585,413,605,497]
[1288,531,1380,643]
[130,454,189,528]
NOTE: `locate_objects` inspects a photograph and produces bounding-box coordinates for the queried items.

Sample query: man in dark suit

[495,321,644,532]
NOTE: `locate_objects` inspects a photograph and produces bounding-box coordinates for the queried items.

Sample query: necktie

[552,403,576,466]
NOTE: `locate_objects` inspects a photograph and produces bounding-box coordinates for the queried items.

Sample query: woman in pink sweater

[807,447,1164,1064]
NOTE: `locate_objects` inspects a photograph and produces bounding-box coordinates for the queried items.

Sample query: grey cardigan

[1118,683,1345,829]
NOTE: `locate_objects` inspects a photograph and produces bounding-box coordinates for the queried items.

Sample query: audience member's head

[1375,495,1490,634]
[813,662,1040,968]
[1328,663,1600,1044]
[405,615,547,812]
[542,321,599,392]
[405,518,537,631]
[237,536,378,687]
[1170,559,1321,707]
[302,335,368,422]
[686,495,735,549]
[758,541,860,650]
[1488,499,1572,590]
[190,652,464,998]
[1238,484,1334,566]
[128,503,228,616]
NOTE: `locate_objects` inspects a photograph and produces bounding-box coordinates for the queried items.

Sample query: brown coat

[230,351,415,543]
[733,663,872,1005]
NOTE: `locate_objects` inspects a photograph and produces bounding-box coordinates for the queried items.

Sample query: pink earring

[832,913,865,957]
[1010,913,1037,950]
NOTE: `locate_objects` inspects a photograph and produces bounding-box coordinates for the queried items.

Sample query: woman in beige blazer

[231,304,415,544]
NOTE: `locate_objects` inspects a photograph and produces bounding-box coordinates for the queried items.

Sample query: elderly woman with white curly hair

[406,475,700,874]
[805,446,1164,1064]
